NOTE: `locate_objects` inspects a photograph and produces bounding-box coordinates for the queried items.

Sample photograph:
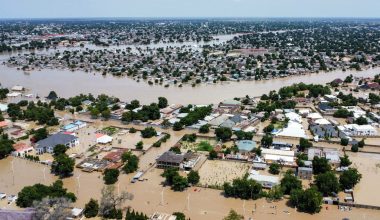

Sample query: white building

[338,124,377,137]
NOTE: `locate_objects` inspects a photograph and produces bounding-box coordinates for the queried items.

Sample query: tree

[199,124,210,134]
[266,185,284,201]
[16,180,76,208]
[187,170,200,185]
[358,139,365,148]
[33,128,48,142]
[51,154,75,177]
[103,169,120,185]
[0,134,14,159]
[263,124,274,133]
[223,178,262,200]
[340,138,349,146]
[32,197,72,220]
[101,109,111,120]
[314,172,339,196]
[173,122,184,131]
[280,170,302,195]
[269,163,281,175]
[0,111,4,121]
[290,187,322,213]
[53,144,67,157]
[140,127,157,138]
[158,97,168,108]
[90,108,100,118]
[126,100,140,110]
[162,168,180,185]
[47,91,58,100]
[260,134,273,147]
[135,141,143,150]
[223,209,243,220]
[99,185,133,219]
[234,131,253,140]
[209,150,218,159]
[299,138,313,151]
[339,168,362,189]
[172,212,186,220]
[355,116,368,125]
[122,152,139,174]
[340,154,352,167]
[125,208,148,220]
[312,156,331,175]
[215,127,232,141]
[172,175,188,191]
[351,144,359,152]
[84,198,99,218]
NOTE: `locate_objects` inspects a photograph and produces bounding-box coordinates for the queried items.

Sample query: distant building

[35,133,79,154]
[61,120,87,132]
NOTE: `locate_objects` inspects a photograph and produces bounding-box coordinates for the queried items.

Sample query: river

[1,65,379,105]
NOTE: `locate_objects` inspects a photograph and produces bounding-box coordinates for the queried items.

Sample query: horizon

[1,0,380,19]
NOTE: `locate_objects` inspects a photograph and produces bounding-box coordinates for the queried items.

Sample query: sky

[0,0,379,19]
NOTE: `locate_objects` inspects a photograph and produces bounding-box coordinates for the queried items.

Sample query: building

[261,148,296,166]
[12,143,33,157]
[236,140,256,153]
[338,124,377,138]
[271,141,292,149]
[61,120,87,132]
[298,167,313,180]
[150,212,177,220]
[0,103,8,112]
[96,133,113,144]
[35,133,79,154]
[156,151,199,170]
[248,170,279,189]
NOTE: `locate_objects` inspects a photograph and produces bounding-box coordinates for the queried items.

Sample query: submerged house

[35,133,79,154]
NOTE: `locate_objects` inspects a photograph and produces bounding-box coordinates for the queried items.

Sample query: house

[150,212,177,220]
[248,170,279,189]
[360,82,380,90]
[11,85,24,91]
[12,143,33,157]
[0,120,9,129]
[298,167,313,180]
[35,133,78,154]
[310,123,338,139]
[61,120,87,132]
[0,103,8,112]
[271,141,292,149]
[261,148,296,166]
[236,140,256,153]
[96,133,113,144]
[103,149,127,163]
[156,151,199,170]
[252,162,267,170]
[338,124,377,137]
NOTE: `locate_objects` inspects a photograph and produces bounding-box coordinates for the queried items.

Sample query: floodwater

[1,64,379,105]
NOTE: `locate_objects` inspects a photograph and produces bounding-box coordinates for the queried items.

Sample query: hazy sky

[0,0,379,19]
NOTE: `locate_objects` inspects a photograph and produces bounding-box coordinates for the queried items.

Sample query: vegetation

[223,178,262,200]
[187,170,200,185]
[161,168,189,191]
[0,134,14,159]
[280,170,302,195]
[290,187,322,213]
[140,127,157,138]
[260,134,273,147]
[51,146,75,177]
[223,209,243,220]
[340,154,352,167]
[197,141,213,152]
[215,127,232,141]
[340,138,349,146]
[299,138,313,151]
[122,152,139,174]
[314,172,339,196]
[180,106,212,126]
[269,163,281,175]
[199,124,210,133]
[16,180,76,208]
[103,168,120,185]
[125,208,149,220]
[99,185,133,219]
[234,130,253,140]
[312,156,331,175]
[84,198,99,218]
[339,168,362,190]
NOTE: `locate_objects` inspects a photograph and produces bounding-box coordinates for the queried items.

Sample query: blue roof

[237,140,256,152]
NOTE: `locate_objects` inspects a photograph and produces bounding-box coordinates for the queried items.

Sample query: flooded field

[1,152,380,219]
[349,152,380,207]
[198,160,251,187]
[1,64,379,105]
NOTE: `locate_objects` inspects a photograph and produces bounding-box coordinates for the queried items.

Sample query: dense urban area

[1,18,380,220]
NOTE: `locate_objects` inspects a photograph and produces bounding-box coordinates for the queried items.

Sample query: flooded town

[1,2,380,220]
